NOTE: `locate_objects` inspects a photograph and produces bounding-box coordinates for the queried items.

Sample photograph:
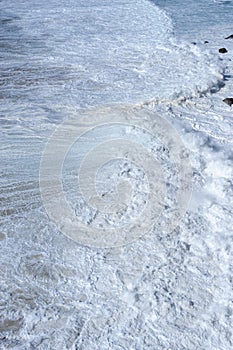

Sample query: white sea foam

[0,0,223,108]
[1,0,233,349]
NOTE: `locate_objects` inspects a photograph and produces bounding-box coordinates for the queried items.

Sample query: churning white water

[0,0,233,349]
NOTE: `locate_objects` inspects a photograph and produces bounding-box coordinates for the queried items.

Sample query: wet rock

[223,98,233,106]
[225,34,233,39]
[219,48,228,53]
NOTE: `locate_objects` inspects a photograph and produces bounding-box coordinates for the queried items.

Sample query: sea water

[0,0,233,349]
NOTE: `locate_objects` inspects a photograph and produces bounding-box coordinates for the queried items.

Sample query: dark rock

[219,48,228,53]
[225,34,233,39]
[204,40,209,44]
[223,98,233,106]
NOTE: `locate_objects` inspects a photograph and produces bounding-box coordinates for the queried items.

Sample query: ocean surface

[0,0,233,349]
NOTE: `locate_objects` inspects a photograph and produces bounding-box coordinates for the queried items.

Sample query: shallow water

[0,0,233,349]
